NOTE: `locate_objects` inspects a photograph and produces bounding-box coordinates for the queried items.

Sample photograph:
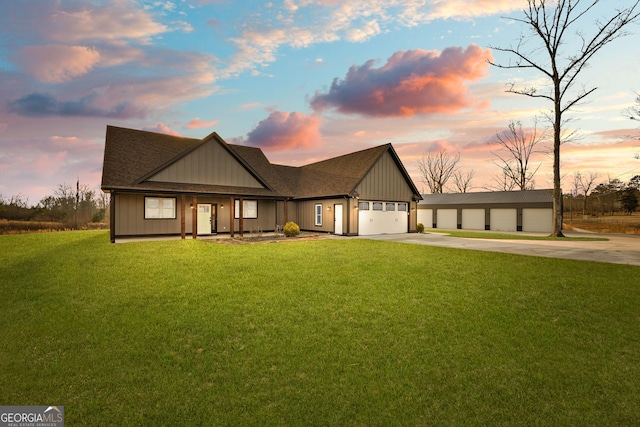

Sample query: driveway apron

[355,231,640,266]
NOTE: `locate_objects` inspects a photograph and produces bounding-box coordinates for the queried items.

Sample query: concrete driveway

[356,230,640,266]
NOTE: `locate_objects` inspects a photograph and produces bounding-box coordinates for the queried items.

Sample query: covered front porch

[108,191,290,243]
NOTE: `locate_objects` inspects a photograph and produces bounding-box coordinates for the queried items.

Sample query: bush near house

[283,221,300,237]
[416,222,425,233]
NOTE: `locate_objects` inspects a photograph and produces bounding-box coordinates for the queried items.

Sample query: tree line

[565,174,639,217]
[0,182,109,228]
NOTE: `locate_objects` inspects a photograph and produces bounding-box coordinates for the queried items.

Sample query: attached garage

[462,209,485,230]
[358,201,408,236]
[417,189,554,233]
[490,208,517,232]
[522,208,553,233]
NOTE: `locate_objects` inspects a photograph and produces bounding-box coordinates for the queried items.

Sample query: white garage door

[358,201,408,235]
[490,208,517,231]
[522,208,552,233]
[436,209,457,230]
[461,209,485,230]
[417,208,433,228]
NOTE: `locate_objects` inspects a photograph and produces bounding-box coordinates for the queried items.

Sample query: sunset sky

[1,0,639,205]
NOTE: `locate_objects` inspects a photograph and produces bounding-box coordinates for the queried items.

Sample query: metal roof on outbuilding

[419,189,553,206]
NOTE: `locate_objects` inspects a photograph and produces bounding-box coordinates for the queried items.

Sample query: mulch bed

[211,232,328,245]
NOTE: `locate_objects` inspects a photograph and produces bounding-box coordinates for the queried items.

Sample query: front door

[197,204,212,235]
[334,204,343,235]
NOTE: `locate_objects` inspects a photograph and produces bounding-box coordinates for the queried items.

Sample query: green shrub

[416,222,425,233]
[283,221,300,237]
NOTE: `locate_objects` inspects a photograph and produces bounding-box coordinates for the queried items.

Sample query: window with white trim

[145,197,176,219]
[358,201,369,210]
[398,203,407,211]
[234,199,258,219]
[386,203,395,211]
[315,204,322,226]
[373,202,383,211]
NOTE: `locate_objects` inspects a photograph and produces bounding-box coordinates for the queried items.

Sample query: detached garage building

[417,189,554,233]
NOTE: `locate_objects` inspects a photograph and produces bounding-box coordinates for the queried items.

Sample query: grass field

[1,231,639,426]
[565,212,640,235]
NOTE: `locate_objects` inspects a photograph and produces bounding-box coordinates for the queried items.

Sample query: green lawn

[1,231,638,426]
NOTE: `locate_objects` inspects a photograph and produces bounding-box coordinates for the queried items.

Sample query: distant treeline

[563,175,639,216]
[0,182,109,229]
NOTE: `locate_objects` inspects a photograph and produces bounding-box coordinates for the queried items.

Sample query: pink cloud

[245,111,322,150]
[143,124,181,136]
[15,45,101,83]
[428,0,520,20]
[46,6,167,43]
[310,44,493,117]
[184,117,218,129]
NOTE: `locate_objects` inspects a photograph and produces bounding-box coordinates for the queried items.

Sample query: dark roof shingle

[102,126,420,200]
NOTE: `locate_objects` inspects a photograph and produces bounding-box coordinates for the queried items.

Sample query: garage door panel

[522,208,552,232]
[461,209,484,230]
[358,201,407,235]
[417,209,433,228]
[490,208,517,231]
[436,209,457,230]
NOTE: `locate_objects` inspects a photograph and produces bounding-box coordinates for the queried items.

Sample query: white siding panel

[461,209,485,230]
[436,209,457,230]
[490,208,517,231]
[522,208,552,233]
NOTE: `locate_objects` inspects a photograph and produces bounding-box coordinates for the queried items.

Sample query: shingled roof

[419,189,553,205]
[101,126,419,200]
[101,125,202,189]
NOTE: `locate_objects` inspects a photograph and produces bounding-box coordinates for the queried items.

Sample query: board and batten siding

[295,199,343,233]
[115,193,188,236]
[354,151,414,201]
[232,199,278,232]
[147,140,264,188]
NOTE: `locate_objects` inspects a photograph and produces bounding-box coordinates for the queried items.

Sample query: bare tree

[576,170,598,215]
[492,119,546,190]
[452,169,475,193]
[489,0,640,236]
[625,92,640,159]
[626,92,640,123]
[417,149,460,193]
[487,169,518,192]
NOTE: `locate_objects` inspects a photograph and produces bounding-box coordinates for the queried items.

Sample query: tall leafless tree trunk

[492,119,546,190]
[489,0,640,236]
[417,149,460,193]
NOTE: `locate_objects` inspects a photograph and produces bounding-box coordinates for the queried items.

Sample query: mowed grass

[1,231,639,426]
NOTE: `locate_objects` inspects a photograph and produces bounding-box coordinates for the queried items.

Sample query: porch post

[192,195,198,239]
[283,199,288,224]
[229,197,234,237]
[180,195,186,239]
[239,197,244,237]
